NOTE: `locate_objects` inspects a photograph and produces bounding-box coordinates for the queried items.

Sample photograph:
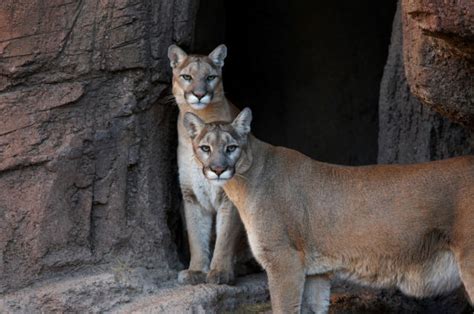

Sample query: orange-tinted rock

[0,0,198,294]
[379,2,473,164]
[402,0,474,128]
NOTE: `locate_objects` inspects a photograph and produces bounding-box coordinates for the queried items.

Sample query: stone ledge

[115,274,269,313]
[0,270,269,313]
[1,269,471,313]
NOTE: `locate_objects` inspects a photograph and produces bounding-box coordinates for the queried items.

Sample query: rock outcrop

[401,0,474,129]
[379,1,473,164]
[0,0,198,294]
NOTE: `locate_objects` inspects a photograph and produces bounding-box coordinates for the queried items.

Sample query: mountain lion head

[183,108,253,184]
[168,44,227,110]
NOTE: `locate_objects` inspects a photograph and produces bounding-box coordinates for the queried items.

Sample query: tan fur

[184,108,474,313]
[168,44,242,285]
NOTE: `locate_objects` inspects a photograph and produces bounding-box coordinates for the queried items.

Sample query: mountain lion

[168,44,242,285]
[183,108,474,313]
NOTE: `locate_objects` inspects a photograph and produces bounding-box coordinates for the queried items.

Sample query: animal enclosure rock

[378,1,473,164]
[402,0,474,129]
[0,0,198,295]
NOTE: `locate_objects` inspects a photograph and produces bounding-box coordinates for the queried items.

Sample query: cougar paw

[206,269,235,285]
[178,270,206,285]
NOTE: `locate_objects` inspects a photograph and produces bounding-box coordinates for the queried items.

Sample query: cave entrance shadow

[195,0,396,166]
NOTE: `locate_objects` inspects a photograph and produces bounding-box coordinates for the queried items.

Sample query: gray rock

[0,0,198,294]
[378,1,473,164]
[0,271,269,313]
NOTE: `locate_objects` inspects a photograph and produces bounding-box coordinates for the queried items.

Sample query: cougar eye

[200,145,211,153]
[181,74,192,81]
[206,75,217,82]
[226,145,238,153]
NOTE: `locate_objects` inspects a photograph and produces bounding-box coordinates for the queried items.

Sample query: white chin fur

[205,170,219,180]
[187,94,211,110]
[189,102,208,110]
[200,94,211,104]
[218,169,234,180]
[209,179,228,187]
[205,169,234,183]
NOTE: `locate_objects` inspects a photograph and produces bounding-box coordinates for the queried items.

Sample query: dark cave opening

[194,0,397,165]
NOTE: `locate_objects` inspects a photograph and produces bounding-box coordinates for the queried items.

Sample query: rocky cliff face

[0,0,198,294]
[402,0,474,129]
[0,2,272,312]
[378,1,473,164]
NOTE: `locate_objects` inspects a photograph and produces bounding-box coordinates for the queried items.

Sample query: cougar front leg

[178,199,213,285]
[266,250,306,314]
[302,275,331,314]
[207,202,242,284]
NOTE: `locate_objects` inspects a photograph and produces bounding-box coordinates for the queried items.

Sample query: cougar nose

[210,166,226,176]
[193,91,205,100]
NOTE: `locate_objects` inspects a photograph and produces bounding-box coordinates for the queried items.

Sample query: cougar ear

[183,112,205,139]
[232,107,252,136]
[168,44,188,68]
[208,44,227,67]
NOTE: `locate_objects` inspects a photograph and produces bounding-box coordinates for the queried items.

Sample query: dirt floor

[232,280,473,314]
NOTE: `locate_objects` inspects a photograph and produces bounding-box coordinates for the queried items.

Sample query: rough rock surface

[0,0,198,294]
[401,0,474,129]
[116,274,268,313]
[379,1,473,164]
[1,272,269,313]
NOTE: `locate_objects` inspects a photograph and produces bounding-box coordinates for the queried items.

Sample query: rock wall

[378,1,473,164]
[0,0,198,293]
[402,0,474,129]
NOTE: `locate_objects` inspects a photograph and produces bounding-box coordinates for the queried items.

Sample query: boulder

[378,1,473,164]
[402,0,474,128]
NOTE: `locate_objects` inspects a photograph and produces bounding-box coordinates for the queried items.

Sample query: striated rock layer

[0,0,198,294]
